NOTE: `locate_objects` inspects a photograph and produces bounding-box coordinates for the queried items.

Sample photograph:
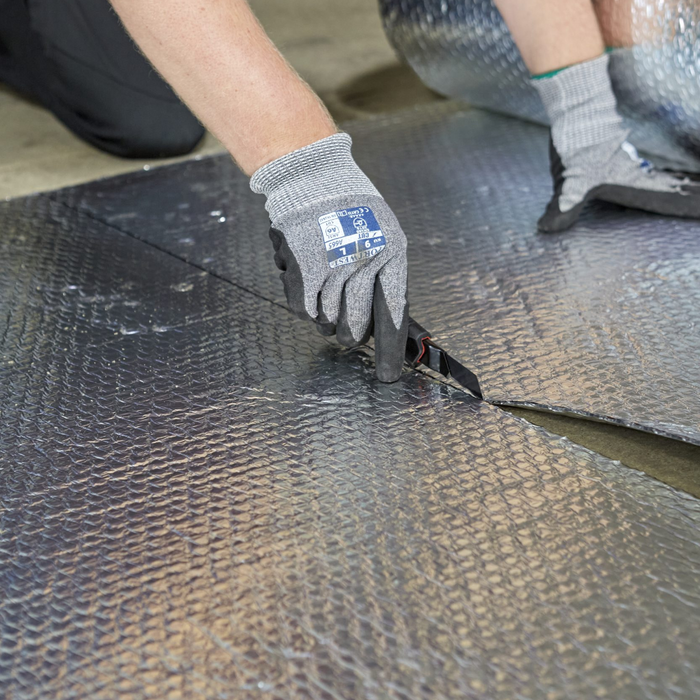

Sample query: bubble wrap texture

[3,194,700,699]
[379,0,700,170]
[54,104,700,444]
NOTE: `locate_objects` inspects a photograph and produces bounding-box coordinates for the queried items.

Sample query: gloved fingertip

[375,362,403,383]
[537,214,560,233]
[273,251,287,271]
[269,227,284,250]
[315,303,337,337]
[372,276,409,385]
[315,321,337,337]
[335,290,371,347]
[336,324,362,348]
[537,204,580,234]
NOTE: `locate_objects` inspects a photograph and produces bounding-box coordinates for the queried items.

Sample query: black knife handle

[406,318,451,375]
[406,318,483,398]
[406,318,432,367]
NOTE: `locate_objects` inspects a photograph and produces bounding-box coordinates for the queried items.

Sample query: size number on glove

[318,207,386,269]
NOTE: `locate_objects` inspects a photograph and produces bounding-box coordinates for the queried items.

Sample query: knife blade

[405,318,483,399]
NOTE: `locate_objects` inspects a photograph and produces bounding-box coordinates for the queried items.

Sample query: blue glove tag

[318,207,386,269]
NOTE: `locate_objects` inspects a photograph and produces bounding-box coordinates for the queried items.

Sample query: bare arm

[109,0,337,174]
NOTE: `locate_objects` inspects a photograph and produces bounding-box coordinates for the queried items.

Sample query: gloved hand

[539,134,700,233]
[533,54,700,233]
[250,133,409,382]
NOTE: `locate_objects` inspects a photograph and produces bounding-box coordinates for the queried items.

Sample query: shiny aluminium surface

[3,196,700,700]
[54,104,700,444]
[379,0,700,170]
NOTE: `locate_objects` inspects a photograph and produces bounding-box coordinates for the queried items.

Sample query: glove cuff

[532,53,626,153]
[250,133,382,223]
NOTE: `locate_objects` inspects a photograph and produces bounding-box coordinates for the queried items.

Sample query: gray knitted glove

[250,133,409,383]
[533,54,700,232]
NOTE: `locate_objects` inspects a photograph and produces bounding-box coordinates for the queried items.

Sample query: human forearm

[109,0,337,174]
[110,0,410,381]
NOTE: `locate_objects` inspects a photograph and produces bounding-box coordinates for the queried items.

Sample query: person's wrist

[250,133,360,193]
[246,123,339,176]
[250,133,382,222]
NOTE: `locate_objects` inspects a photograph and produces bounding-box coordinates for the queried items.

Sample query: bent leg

[0,0,50,99]
[0,0,204,157]
[593,0,635,49]
[492,0,700,232]
[492,0,605,74]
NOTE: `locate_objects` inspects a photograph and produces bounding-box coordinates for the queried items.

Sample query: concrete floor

[1,0,698,493]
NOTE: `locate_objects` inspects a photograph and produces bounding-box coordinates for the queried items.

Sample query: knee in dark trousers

[0,0,205,159]
[66,88,206,159]
[108,116,205,160]
[90,117,205,160]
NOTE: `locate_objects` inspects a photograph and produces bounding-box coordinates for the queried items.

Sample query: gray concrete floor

[1,0,698,493]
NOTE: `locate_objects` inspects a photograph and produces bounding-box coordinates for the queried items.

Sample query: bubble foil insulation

[55,104,700,444]
[2,187,700,698]
[379,0,700,170]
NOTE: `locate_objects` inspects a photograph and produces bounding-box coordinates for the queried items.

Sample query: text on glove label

[318,207,386,268]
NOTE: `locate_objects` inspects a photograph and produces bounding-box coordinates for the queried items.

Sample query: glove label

[318,207,386,269]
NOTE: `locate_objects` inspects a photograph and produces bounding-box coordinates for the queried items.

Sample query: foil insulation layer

[3,196,700,699]
[379,0,700,170]
[55,104,700,444]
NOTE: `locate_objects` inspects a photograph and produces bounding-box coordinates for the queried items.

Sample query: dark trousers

[0,0,204,158]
